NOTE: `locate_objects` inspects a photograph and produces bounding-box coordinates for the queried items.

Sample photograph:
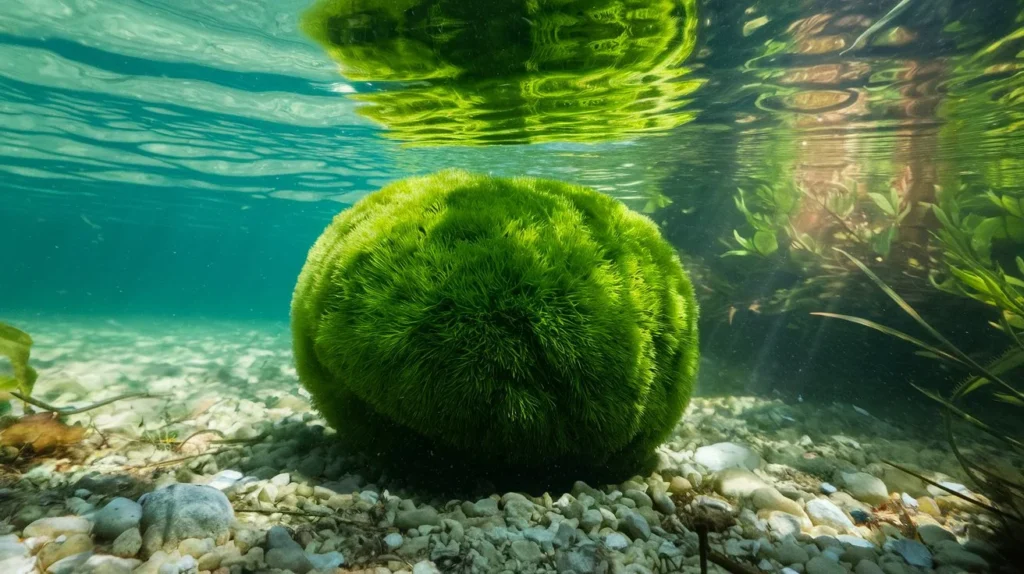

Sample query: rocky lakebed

[0,318,1016,574]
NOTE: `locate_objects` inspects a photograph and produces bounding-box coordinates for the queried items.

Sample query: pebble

[751,487,808,524]
[652,491,675,515]
[668,476,692,494]
[806,555,847,574]
[92,497,143,540]
[820,483,838,494]
[139,484,234,557]
[694,442,761,472]
[38,534,93,569]
[580,509,603,531]
[111,528,143,558]
[805,498,855,532]
[855,560,885,574]
[771,540,809,565]
[384,533,404,550]
[917,523,956,547]
[766,512,802,538]
[714,468,768,499]
[395,508,440,530]
[509,540,542,562]
[838,472,890,505]
[205,470,243,491]
[605,533,630,550]
[23,516,92,539]
[619,510,651,541]
[887,538,932,568]
[933,543,988,572]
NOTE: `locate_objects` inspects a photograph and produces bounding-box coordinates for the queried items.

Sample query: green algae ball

[291,170,699,477]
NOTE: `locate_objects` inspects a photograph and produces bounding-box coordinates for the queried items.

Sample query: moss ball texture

[291,170,698,476]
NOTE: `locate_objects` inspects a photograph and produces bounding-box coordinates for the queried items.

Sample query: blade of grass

[811,312,964,365]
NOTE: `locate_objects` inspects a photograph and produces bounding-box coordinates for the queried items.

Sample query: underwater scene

[1,0,1023,573]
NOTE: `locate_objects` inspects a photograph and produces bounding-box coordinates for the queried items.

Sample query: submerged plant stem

[10,391,164,415]
[882,459,1022,523]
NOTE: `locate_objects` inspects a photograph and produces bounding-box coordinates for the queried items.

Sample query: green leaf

[869,192,896,216]
[871,226,896,257]
[1001,195,1024,218]
[722,250,753,257]
[733,230,753,251]
[1017,256,1024,277]
[0,376,20,391]
[753,230,779,255]
[995,393,1024,407]
[811,312,964,365]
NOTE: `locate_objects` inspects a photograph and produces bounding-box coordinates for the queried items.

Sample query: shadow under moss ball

[291,170,699,479]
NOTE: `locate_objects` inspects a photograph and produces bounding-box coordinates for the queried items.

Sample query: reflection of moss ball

[300,0,702,145]
[291,170,699,476]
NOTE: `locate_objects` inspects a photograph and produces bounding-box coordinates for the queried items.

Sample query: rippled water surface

[1,0,1023,402]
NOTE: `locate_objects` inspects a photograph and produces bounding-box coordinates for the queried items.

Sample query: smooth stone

[652,492,675,515]
[580,509,603,531]
[855,560,884,574]
[139,484,233,557]
[887,539,932,568]
[92,498,143,540]
[933,545,988,572]
[80,554,141,574]
[306,551,344,570]
[396,508,440,530]
[766,512,802,538]
[820,483,838,495]
[111,528,142,558]
[805,498,854,532]
[620,511,650,541]
[695,442,761,472]
[38,534,94,569]
[839,472,889,506]
[412,561,442,574]
[714,469,768,499]
[605,533,630,550]
[509,540,542,562]
[917,524,956,547]
[556,545,602,574]
[23,516,92,538]
[751,487,809,525]
[462,498,498,518]
[771,540,809,565]
[554,522,576,548]
[265,548,314,574]
[45,551,93,574]
[882,467,928,497]
[384,533,404,551]
[916,496,941,517]
[205,470,243,491]
[668,476,692,495]
[806,555,846,574]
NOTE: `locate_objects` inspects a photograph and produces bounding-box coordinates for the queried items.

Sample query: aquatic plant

[300,0,702,145]
[813,250,1024,539]
[0,322,38,412]
[290,170,699,479]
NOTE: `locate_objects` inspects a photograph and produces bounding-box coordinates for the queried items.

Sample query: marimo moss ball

[291,170,699,477]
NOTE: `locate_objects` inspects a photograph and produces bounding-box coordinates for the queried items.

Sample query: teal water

[1,0,1023,403]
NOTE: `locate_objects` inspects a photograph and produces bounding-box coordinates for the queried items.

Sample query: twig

[138,447,233,468]
[840,0,914,56]
[709,551,762,574]
[882,459,1022,523]
[696,523,708,574]
[10,391,164,416]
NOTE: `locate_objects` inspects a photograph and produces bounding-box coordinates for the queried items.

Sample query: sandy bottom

[0,315,1016,573]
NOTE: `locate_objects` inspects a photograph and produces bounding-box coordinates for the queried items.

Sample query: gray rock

[771,540,809,565]
[623,489,652,508]
[556,545,603,574]
[79,554,141,574]
[652,491,675,515]
[806,555,846,574]
[805,498,854,532]
[714,468,769,499]
[509,540,542,562]
[933,545,988,572]
[620,511,651,541]
[205,470,243,491]
[838,472,889,506]
[111,528,142,558]
[580,509,603,531]
[267,526,304,551]
[462,498,499,518]
[917,524,956,547]
[766,512,802,538]
[887,539,932,568]
[854,560,884,574]
[265,548,314,574]
[554,522,576,548]
[694,442,761,472]
[92,498,143,540]
[139,484,233,557]
[523,527,555,547]
[605,533,629,550]
[384,533,404,551]
[412,561,442,574]
[820,483,838,494]
[23,516,92,538]
[396,508,440,530]
[307,551,345,570]
[45,551,93,574]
